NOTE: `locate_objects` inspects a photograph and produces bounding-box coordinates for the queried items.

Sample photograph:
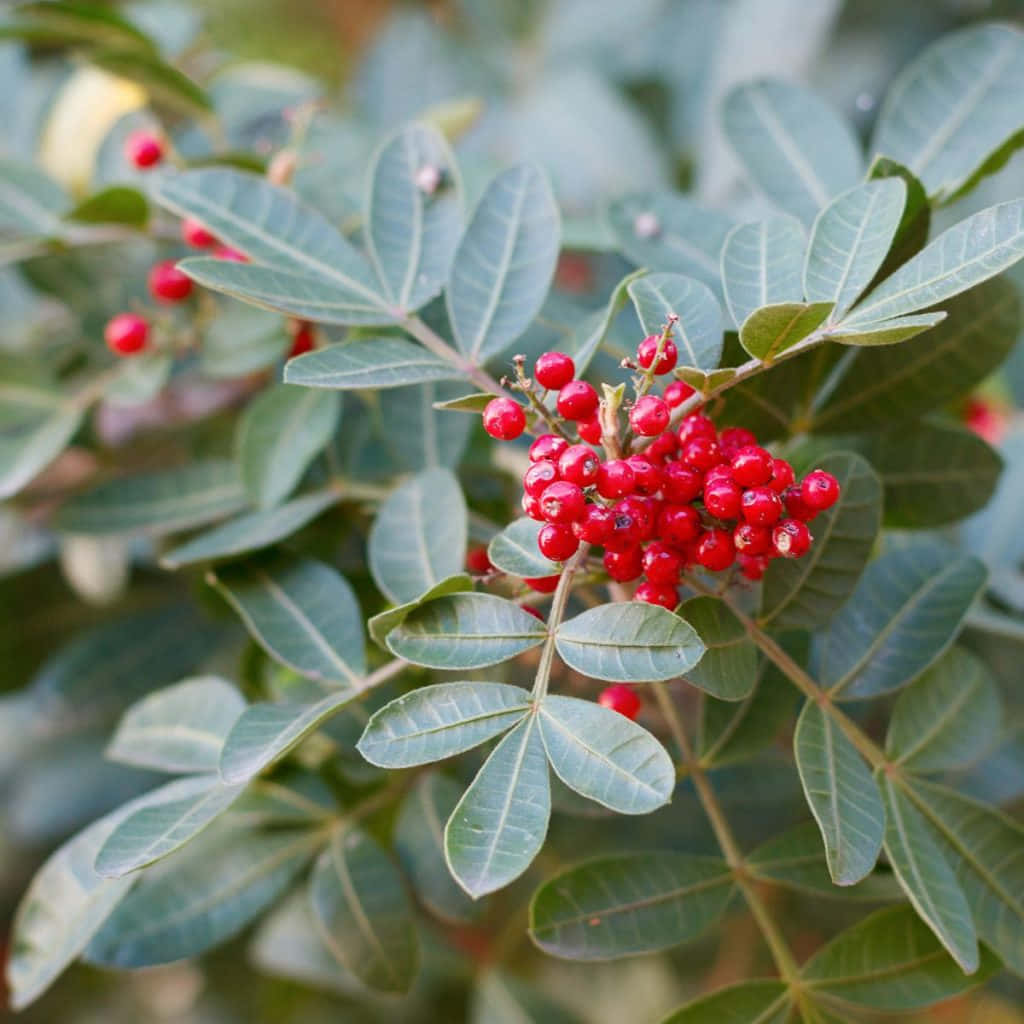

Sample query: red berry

[642,542,683,585]
[662,461,703,503]
[214,246,247,262]
[719,427,757,459]
[730,446,773,487]
[678,413,716,445]
[104,313,148,356]
[704,480,742,520]
[125,130,163,168]
[483,397,526,440]
[522,493,546,521]
[625,455,662,496]
[521,604,545,621]
[534,351,575,390]
[530,434,569,463]
[783,486,818,522]
[637,334,678,375]
[182,217,217,248]
[635,581,679,609]
[289,325,315,358]
[598,684,641,720]
[741,486,783,527]
[630,395,670,436]
[605,506,644,552]
[573,504,614,544]
[524,460,559,498]
[466,547,493,573]
[557,444,599,486]
[703,464,735,489]
[616,496,656,540]
[801,469,841,511]
[696,529,735,572]
[659,504,700,546]
[540,481,586,524]
[538,523,580,561]
[577,414,602,444]
[734,522,772,555]
[524,575,560,593]
[772,519,812,559]
[681,436,722,472]
[664,379,696,407]
[556,380,599,421]
[604,546,644,582]
[596,459,636,499]
[768,458,795,493]
[647,431,679,462]
[738,554,770,581]
[148,260,193,303]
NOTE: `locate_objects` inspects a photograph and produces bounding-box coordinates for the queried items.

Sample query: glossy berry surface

[534,351,575,390]
[577,414,602,444]
[696,529,735,572]
[635,581,679,609]
[604,547,644,582]
[704,480,742,520]
[148,261,193,303]
[734,522,772,555]
[125,131,163,168]
[730,446,774,487]
[741,486,783,526]
[530,434,568,463]
[598,684,641,720]
[637,334,678,374]
[678,413,717,444]
[719,427,757,459]
[538,523,580,561]
[596,460,635,499]
[642,543,683,585]
[522,493,545,520]
[524,575,560,593]
[539,481,586,524]
[482,398,526,440]
[556,380,599,421]
[466,547,493,574]
[801,469,841,510]
[558,444,599,486]
[659,504,700,546]
[524,461,558,497]
[664,379,695,407]
[573,505,614,544]
[681,436,721,472]
[630,395,670,436]
[104,313,149,356]
[626,456,662,496]
[769,458,795,493]
[773,519,812,558]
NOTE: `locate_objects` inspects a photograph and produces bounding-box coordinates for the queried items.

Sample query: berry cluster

[481,342,841,609]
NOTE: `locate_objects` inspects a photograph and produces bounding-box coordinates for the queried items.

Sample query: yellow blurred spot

[39,67,147,196]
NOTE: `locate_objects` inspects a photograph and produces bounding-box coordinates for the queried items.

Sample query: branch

[531,544,590,701]
[401,314,508,398]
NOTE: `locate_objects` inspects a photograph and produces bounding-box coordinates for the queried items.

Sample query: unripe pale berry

[801,469,841,510]
[482,398,526,440]
[773,518,812,558]
[538,523,580,561]
[637,334,678,374]
[630,395,670,436]
[556,380,599,421]
[534,351,575,390]
[598,684,641,720]
[104,313,149,356]
[148,260,193,303]
[125,131,163,168]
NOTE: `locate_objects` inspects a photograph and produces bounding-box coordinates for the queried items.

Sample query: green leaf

[556,603,705,682]
[814,541,988,701]
[104,351,172,408]
[607,191,733,299]
[56,460,248,536]
[811,277,1020,432]
[760,453,882,631]
[471,970,583,1024]
[219,690,359,785]
[859,420,1003,527]
[865,157,931,282]
[365,122,463,313]
[395,773,479,924]
[488,517,559,578]
[236,385,340,509]
[1,2,158,52]
[387,592,546,670]
[0,157,69,238]
[378,380,473,470]
[804,179,907,317]
[879,775,978,972]
[0,403,84,500]
[431,391,492,412]
[106,676,246,774]
[529,853,733,961]
[794,700,884,886]
[200,303,286,379]
[225,773,336,829]
[844,199,1024,326]
[627,273,723,371]
[723,79,863,226]
[562,269,646,376]
[284,337,460,390]
[309,826,419,993]
[678,597,757,701]
[660,980,790,1024]
[826,312,946,347]
[739,301,833,362]
[66,186,149,228]
[155,169,391,324]
[871,23,1024,202]
[369,467,467,604]
[802,905,998,1010]
[357,681,532,768]
[91,48,211,118]
[538,695,674,814]
[720,217,805,329]
[209,553,366,686]
[367,573,473,649]
[86,825,319,968]
[160,489,338,569]
[95,774,245,877]
[447,163,559,362]
[887,647,1001,774]
[904,778,1024,975]
[445,716,550,898]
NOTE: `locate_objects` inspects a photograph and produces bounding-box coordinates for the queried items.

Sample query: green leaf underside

[529,853,733,960]
[794,700,884,886]
[537,696,674,814]
[739,301,833,362]
[357,682,532,768]
[387,592,546,670]
[367,574,473,649]
[105,676,246,774]
[445,716,550,898]
[210,552,366,685]
[555,603,705,682]
[660,980,790,1024]
[627,272,723,371]
[827,312,946,347]
[678,596,758,701]
[488,517,559,577]
[309,827,418,993]
[721,216,805,329]
[0,403,85,500]
[284,337,460,389]
[0,158,69,238]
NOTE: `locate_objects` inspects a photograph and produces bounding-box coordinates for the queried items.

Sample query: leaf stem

[402,314,507,398]
[531,544,589,701]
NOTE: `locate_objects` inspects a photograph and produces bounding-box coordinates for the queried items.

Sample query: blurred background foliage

[1,1,1023,1021]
